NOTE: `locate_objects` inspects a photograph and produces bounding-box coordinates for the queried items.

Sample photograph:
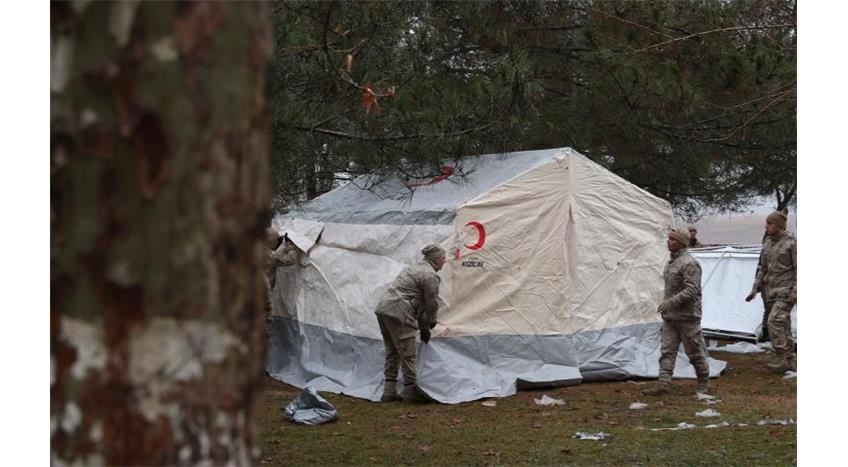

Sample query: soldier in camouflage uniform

[746,211,797,372]
[687,226,703,248]
[265,228,300,307]
[755,230,772,342]
[375,244,446,402]
[644,228,711,396]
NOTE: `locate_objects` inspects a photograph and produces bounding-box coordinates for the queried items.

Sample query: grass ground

[259,350,796,465]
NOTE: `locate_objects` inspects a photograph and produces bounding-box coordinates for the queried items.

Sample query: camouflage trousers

[376,314,418,386]
[658,320,710,382]
[767,300,796,365]
[760,294,771,342]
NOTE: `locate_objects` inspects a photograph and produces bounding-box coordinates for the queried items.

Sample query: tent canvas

[267,147,725,404]
[691,245,797,342]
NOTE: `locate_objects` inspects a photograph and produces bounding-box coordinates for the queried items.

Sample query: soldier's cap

[766,210,788,229]
[421,244,446,259]
[668,228,690,248]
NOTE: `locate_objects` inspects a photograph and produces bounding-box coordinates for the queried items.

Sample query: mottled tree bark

[51,2,272,465]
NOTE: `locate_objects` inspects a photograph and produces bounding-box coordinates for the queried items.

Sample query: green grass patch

[260,351,796,465]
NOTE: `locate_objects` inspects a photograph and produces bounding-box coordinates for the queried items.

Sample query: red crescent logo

[464,221,486,250]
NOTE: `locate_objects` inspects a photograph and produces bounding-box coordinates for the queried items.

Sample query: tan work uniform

[658,249,710,383]
[265,241,299,311]
[752,232,797,368]
[374,259,441,387]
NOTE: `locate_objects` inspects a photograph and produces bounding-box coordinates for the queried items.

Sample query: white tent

[267,147,725,403]
[691,245,797,341]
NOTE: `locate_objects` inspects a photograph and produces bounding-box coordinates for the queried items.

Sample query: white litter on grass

[629,402,648,410]
[757,418,795,426]
[696,393,717,401]
[707,341,763,354]
[481,400,497,407]
[695,409,721,417]
[705,422,731,429]
[573,431,609,441]
[734,423,749,427]
[783,371,797,379]
[705,399,723,405]
[534,395,565,406]
[650,422,697,432]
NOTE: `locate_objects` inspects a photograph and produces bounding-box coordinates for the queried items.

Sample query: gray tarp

[267,318,725,404]
[284,386,339,425]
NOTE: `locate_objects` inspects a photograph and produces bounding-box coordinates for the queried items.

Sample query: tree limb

[637,24,796,52]
[291,124,494,141]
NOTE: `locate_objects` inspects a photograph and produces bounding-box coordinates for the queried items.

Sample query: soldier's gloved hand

[420,328,431,344]
[657,300,671,315]
[745,291,757,302]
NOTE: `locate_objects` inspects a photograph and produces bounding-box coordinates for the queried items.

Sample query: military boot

[380,380,401,402]
[642,378,671,396]
[766,353,787,372]
[402,384,427,403]
[784,354,797,373]
[695,375,710,394]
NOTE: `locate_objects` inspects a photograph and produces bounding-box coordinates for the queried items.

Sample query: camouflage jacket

[661,249,702,321]
[374,259,441,330]
[266,242,299,291]
[753,233,797,302]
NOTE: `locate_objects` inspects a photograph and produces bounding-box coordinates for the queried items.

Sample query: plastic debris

[704,398,723,405]
[707,341,763,354]
[783,370,797,379]
[696,393,717,401]
[650,422,697,432]
[757,418,795,426]
[534,395,565,406]
[695,409,721,417]
[481,400,497,407]
[573,431,609,441]
[629,402,648,410]
[283,386,338,426]
[704,422,731,429]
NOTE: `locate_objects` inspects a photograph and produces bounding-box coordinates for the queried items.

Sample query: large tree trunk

[51,2,272,465]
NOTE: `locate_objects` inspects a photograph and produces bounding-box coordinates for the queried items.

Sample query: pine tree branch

[291,124,494,141]
[701,86,796,142]
[589,6,676,40]
[637,24,796,52]
[516,24,583,32]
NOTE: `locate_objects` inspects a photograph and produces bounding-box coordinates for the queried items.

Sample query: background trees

[48,1,795,461]
[271,0,795,217]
